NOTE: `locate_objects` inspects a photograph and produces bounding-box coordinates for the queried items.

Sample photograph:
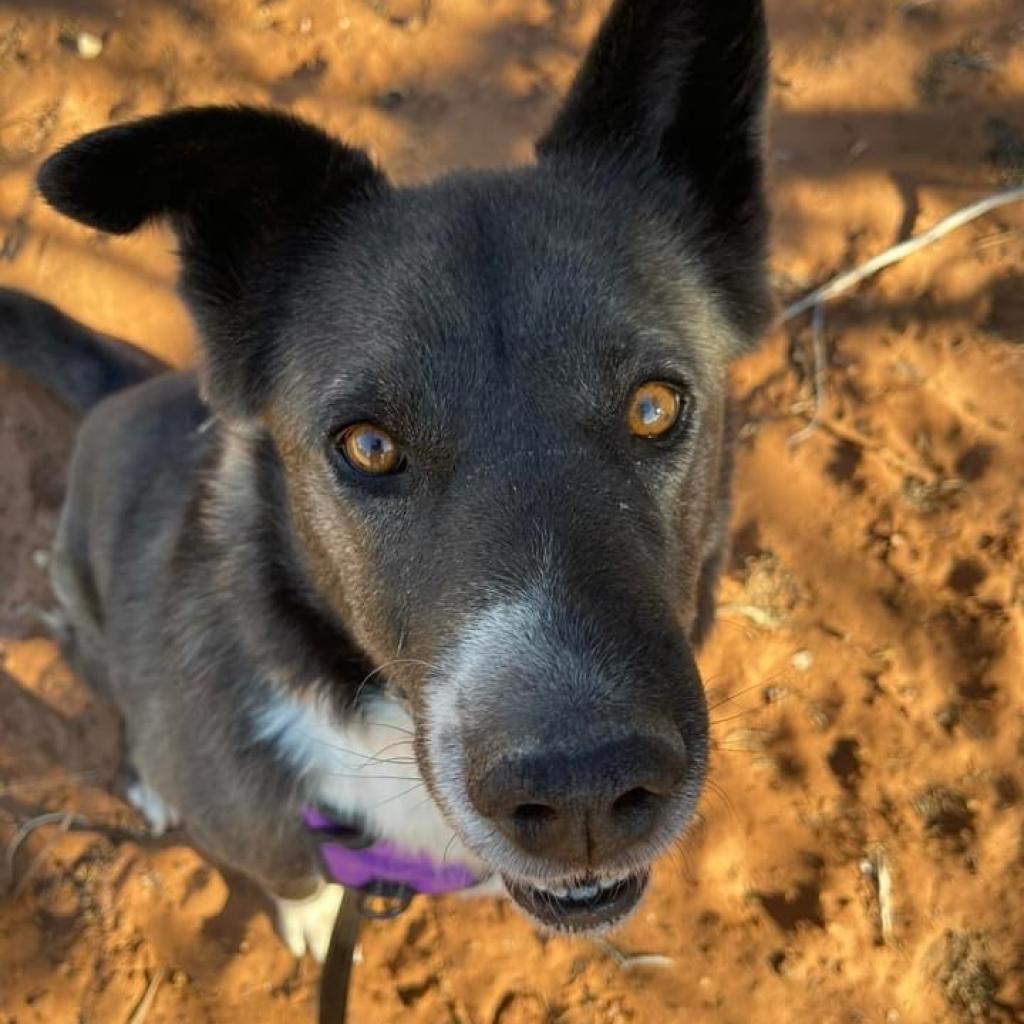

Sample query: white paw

[125,780,181,836]
[275,883,344,962]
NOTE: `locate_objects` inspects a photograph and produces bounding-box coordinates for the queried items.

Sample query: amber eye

[627,382,683,439]
[338,423,404,475]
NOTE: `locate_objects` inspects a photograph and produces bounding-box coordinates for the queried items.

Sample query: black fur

[539,0,771,339]
[0,288,165,412]
[38,107,386,417]
[2,0,773,938]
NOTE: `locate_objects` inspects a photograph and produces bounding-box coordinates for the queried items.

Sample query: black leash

[318,888,363,1024]
[305,803,472,1023]
[318,884,416,1023]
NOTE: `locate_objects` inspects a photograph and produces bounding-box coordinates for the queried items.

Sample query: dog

[0,0,770,960]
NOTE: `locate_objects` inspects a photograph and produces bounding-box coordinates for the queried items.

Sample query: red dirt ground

[1,1,1023,1021]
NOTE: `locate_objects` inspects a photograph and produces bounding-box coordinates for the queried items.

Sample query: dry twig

[781,186,1024,322]
[3,810,83,895]
[780,186,1024,449]
[126,969,165,1024]
[788,302,827,447]
[861,846,896,946]
[10,811,75,899]
[597,939,674,972]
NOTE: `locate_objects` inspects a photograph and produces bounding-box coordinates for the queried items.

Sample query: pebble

[76,32,104,59]
[791,649,814,672]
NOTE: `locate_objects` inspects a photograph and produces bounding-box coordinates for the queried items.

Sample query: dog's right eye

[337,423,405,476]
[626,382,683,439]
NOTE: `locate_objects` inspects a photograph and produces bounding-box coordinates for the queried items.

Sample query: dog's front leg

[271,878,345,963]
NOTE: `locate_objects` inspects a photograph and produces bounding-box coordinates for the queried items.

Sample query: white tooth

[568,883,601,900]
[539,885,569,898]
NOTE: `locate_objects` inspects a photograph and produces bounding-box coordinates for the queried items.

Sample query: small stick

[597,939,674,972]
[875,852,894,945]
[10,811,75,899]
[3,811,82,894]
[861,847,896,946]
[788,303,827,447]
[781,186,1024,322]
[125,969,165,1024]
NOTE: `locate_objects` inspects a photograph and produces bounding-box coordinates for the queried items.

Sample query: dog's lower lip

[502,870,649,931]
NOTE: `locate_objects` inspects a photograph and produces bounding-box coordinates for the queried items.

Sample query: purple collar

[303,806,480,913]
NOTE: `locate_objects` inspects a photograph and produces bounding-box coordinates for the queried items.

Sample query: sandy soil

[2,0,1023,1021]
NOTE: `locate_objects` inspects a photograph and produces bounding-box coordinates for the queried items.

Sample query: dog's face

[268,171,740,924]
[39,0,771,931]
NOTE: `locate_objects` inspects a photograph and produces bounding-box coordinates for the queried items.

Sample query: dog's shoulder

[74,369,209,474]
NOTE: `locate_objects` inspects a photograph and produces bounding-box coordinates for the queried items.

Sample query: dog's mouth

[502,869,649,932]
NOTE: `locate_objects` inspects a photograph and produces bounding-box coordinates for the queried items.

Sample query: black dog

[0,0,770,956]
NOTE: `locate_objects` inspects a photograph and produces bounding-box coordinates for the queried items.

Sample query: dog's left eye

[337,423,405,476]
[626,382,683,439]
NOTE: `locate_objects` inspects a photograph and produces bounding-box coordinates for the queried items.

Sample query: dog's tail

[0,288,167,413]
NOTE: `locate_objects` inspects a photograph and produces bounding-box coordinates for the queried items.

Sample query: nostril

[608,786,666,848]
[612,787,659,817]
[512,802,558,827]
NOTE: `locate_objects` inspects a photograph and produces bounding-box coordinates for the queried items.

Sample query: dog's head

[39,0,770,932]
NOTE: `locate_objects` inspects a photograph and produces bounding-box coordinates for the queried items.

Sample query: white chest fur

[253,690,488,877]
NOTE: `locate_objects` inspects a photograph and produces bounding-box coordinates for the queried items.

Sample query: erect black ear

[38,106,387,416]
[538,0,771,338]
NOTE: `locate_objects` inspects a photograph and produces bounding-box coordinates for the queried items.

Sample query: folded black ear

[38,106,387,416]
[538,0,770,337]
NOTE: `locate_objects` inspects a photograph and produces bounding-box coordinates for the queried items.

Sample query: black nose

[465,734,688,866]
